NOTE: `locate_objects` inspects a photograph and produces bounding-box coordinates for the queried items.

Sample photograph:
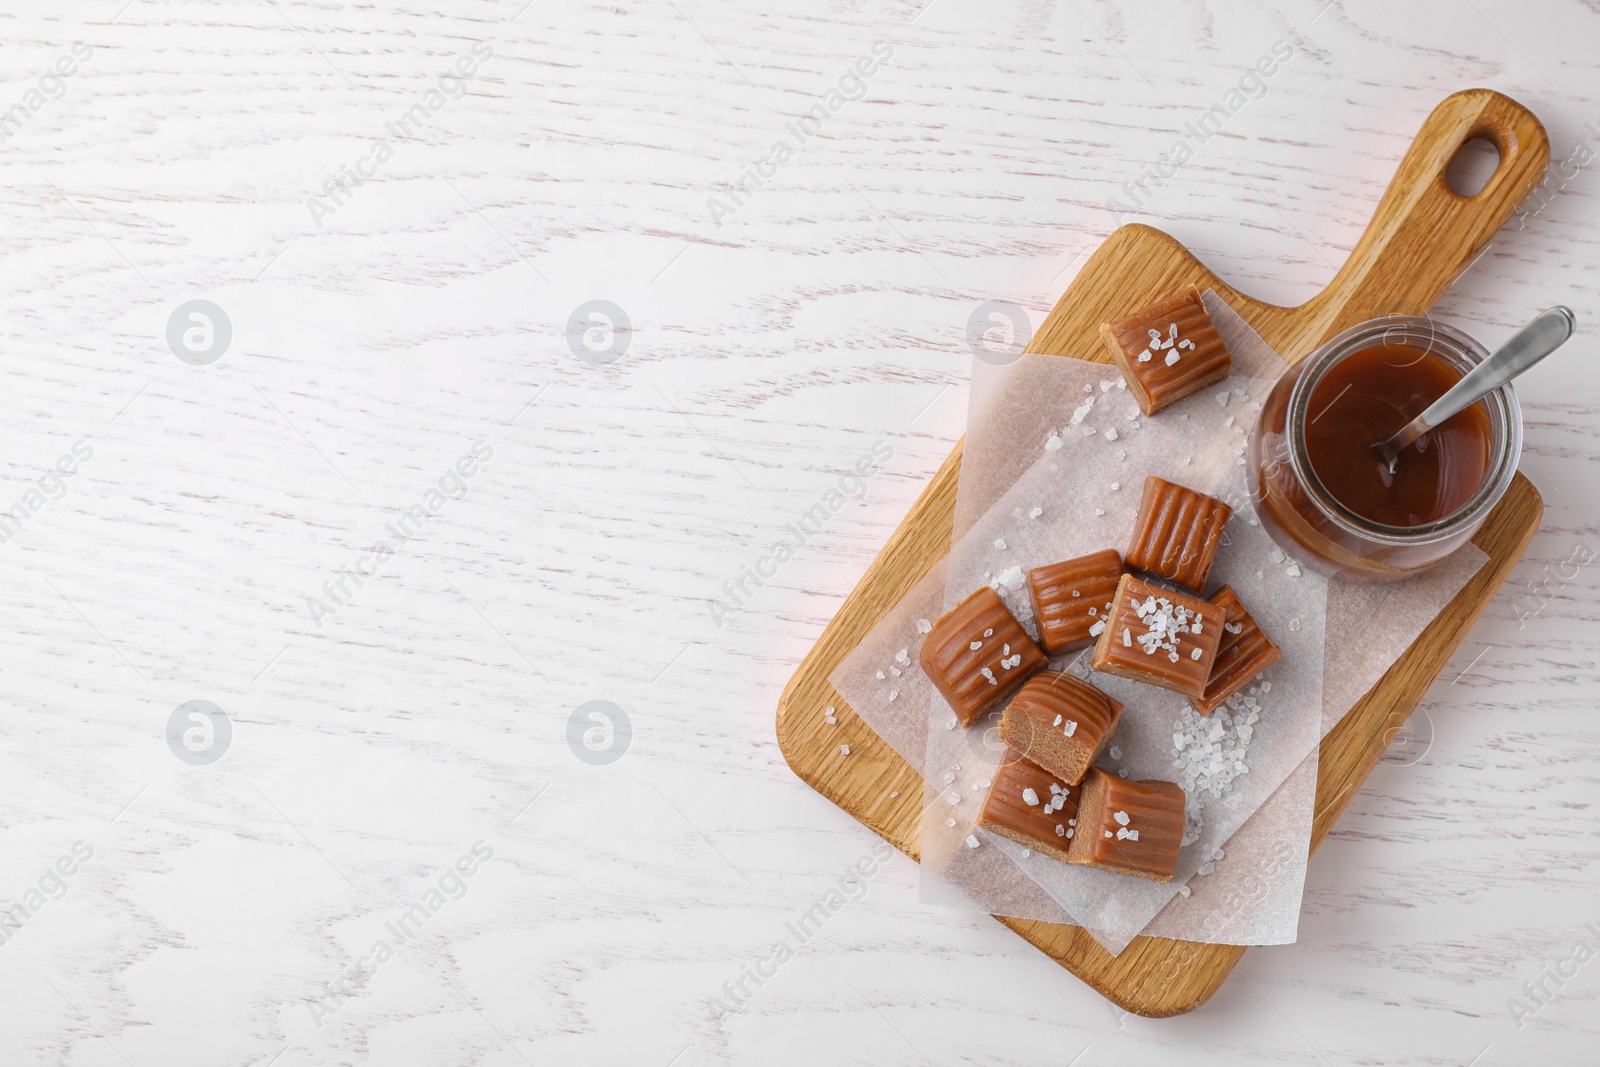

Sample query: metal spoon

[1374,306,1576,474]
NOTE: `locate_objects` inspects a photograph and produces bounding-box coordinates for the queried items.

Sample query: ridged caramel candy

[1091,574,1222,700]
[1192,585,1281,716]
[998,671,1122,786]
[1026,549,1124,654]
[1065,768,1186,882]
[1125,476,1233,592]
[977,749,1080,863]
[1099,285,1232,415]
[919,586,1046,726]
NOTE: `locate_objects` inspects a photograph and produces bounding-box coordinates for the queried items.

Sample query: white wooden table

[1,1,1597,1063]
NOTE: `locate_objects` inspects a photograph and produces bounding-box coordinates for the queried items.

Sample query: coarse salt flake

[1022,788,1039,806]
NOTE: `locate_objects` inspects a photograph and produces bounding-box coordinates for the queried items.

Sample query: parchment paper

[832,293,1489,954]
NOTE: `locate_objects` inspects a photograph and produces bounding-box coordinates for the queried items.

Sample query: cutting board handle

[1302,88,1550,342]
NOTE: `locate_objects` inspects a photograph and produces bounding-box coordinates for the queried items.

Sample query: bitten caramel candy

[919,586,1047,727]
[1091,574,1222,700]
[1066,768,1186,882]
[1099,285,1232,415]
[1125,476,1233,592]
[999,671,1122,786]
[1026,549,1124,655]
[1192,585,1282,716]
[977,749,1080,863]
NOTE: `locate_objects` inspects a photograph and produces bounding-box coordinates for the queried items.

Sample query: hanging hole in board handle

[1446,136,1503,197]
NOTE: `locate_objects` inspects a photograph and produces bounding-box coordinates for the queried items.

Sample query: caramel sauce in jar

[1304,344,1492,527]
[1249,318,1521,581]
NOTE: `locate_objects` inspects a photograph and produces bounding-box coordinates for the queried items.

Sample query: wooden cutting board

[774,88,1550,1017]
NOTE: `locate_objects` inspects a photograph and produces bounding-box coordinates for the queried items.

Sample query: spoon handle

[1408,306,1575,438]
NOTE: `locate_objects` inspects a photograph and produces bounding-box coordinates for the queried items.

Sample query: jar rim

[1283,315,1522,547]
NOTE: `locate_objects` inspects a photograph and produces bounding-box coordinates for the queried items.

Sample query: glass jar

[1248,316,1522,581]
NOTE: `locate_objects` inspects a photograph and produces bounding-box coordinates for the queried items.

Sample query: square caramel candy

[919,586,1047,727]
[1090,573,1222,700]
[998,671,1122,786]
[1026,549,1124,655]
[1125,476,1232,592]
[1066,768,1186,882]
[1099,284,1232,415]
[1191,585,1282,716]
[977,748,1081,863]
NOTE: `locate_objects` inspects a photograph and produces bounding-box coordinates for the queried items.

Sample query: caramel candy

[977,749,1080,863]
[1090,574,1222,700]
[919,586,1047,726]
[1125,476,1232,592]
[1099,285,1232,415]
[1192,585,1282,716]
[1066,768,1186,882]
[1026,550,1124,655]
[999,671,1122,786]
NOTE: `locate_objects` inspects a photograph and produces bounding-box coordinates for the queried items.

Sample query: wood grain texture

[776,88,1549,1016]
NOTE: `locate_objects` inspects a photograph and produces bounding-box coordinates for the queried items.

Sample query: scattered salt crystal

[1109,746,1120,759]
[1082,425,1097,436]
[840,744,850,755]
[888,690,897,702]
[1028,507,1042,519]
[876,671,884,680]
[1095,508,1105,516]
[946,717,957,730]
[1285,563,1301,578]
[889,666,901,676]
[1104,427,1119,442]
[1055,824,1065,836]
[1113,810,1130,826]
[1289,618,1301,632]
[890,791,898,798]
[946,818,956,827]
[1089,620,1106,637]
[1216,390,1230,407]
[1191,647,1202,660]
[1110,482,1120,491]
[916,618,931,633]
[1071,398,1095,423]
[969,641,983,651]
[1179,413,1188,421]
[1178,885,1191,897]
[1087,607,1097,617]
[1163,350,1180,366]
[1122,627,1132,647]
[1045,433,1062,452]
[1053,714,1062,727]
[1022,788,1039,806]
[982,629,992,638]
[895,648,909,664]
[1063,720,1077,737]
[825,706,834,717]
[1101,380,1116,392]
[993,538,1006,550]
[966,835,980,849]
[947,793,960,804]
